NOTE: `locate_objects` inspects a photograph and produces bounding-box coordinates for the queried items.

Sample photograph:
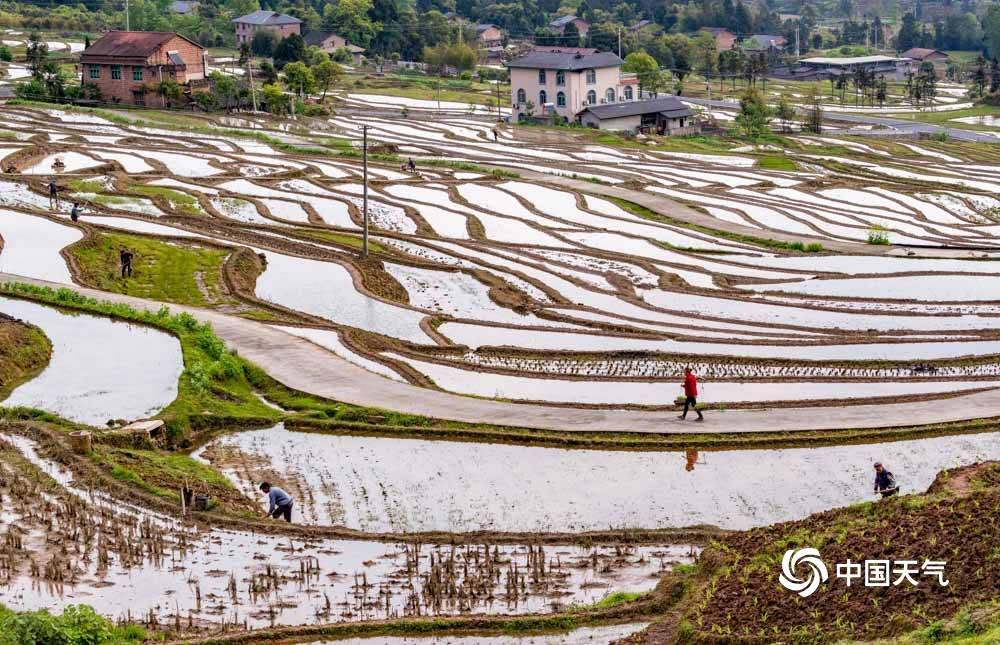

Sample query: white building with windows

[507,48,635,121]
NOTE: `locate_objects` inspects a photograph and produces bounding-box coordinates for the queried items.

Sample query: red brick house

[80,31,206,107]
[700,27,737,52]
[233,10,302,45]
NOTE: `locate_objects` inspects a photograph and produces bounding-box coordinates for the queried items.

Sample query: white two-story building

[508,48,636,121]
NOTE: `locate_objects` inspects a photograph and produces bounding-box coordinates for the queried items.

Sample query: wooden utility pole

[361,125,370,257]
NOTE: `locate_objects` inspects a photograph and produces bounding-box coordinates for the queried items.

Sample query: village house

[233,10,301,45]
[508,47,632,120]
[303,31,365,64]
[476,24,503,48]
[548,15,589,37]
[578,95,696,134]
[700,27,737,52]
[79,30,206,107]
[792,55,912,81]
[901,48,949,63]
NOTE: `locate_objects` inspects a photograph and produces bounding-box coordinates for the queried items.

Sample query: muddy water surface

[305,623,649,643]
[198,425,1000,532]
[0,296,182,424]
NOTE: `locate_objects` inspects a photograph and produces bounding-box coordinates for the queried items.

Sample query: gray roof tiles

[580,96,692,120]
[233,10,302,25]
[507,49,623,71]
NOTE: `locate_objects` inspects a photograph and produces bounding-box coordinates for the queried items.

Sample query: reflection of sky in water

[255,250,431,344]
[0,210,80,282]
[3,433,677,628]
[204,425,1000,533]
[0,296,183,425]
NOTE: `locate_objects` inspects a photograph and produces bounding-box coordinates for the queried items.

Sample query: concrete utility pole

[125,0,130,30]
[495,81,501,119]
[248,61,258,112]
[617,28,621,58]
[795,26,800,58]
[361,125,370,257]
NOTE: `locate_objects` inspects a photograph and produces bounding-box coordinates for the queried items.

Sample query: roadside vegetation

[0,603,146,645]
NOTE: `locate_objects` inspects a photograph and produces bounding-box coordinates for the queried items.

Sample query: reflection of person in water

[685,448,699,472]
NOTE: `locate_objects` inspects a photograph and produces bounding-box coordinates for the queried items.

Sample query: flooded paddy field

[0,295,182,424]
[197,425,1000,533]
[3,106,1000,409]
[0,432,687,630]
[2,101,1000,640]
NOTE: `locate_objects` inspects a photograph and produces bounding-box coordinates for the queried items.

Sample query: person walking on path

[259,482,294,522]
[678,367,704,422]
[119,247,134,279]
[407,157,416,173]
[492,126,500,142]
[70,202,81,222]
[873,462,899,498]
[48,179,59,210]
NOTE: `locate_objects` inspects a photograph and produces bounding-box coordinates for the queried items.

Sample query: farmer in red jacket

[678,367,705,422]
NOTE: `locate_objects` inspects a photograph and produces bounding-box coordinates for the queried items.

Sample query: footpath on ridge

[5,272,1000,434]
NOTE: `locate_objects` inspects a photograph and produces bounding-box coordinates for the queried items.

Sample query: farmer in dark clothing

[70,202,81,222]
[678,367,704,422]
[407,157,416,173]
[119,248,134,278]
[874,462,899,498]
[48,179,59,209]
[259,482,293,522]
[492,126,499,142]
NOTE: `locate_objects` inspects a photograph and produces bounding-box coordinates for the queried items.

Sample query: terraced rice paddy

[2,102,1000,641]
[2,106,1000,409]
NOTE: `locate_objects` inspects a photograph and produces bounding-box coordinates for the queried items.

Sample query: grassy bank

[0,317,51,400]
[0,314,52,401]
[68,231,233,307]
[0,603,146,645]
[626,462,1000,643]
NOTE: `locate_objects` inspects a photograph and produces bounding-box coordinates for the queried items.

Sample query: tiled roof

[508,49,622,71]
[581,96,693,120]
[549,15,582,27]
[233,10,302,25]
[81,31,197,59]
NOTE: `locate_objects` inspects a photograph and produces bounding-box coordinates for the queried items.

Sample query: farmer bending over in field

[119,247,134,278]
[678,367,704,422]
[260,482,294,522]
[873,462,899,498]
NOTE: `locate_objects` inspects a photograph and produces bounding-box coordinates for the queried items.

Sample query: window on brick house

[89,65,100,80]
[111,65,121,80]
[538,69,546,84]
[586,69,595,84]
[132,66,143,81]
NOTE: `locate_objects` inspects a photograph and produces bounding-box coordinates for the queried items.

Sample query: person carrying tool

[48,179,59,209]
[677,367,705,422]
[119,247,134,278]
[873,462,899,498]
[70,202,81,222]
[259,482,294,522]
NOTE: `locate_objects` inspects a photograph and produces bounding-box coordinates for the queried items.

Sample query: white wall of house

[580,113,640,130]
[511,64,623,119]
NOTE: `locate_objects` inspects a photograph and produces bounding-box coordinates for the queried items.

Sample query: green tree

[775,97,795,132]
[262,83,291,115]
[803,85,823,133]
[312,59,343,100]
[25,32,48,79]
[258,60,279,84]
[972,55,987,96]
[156,78,183,106]
[734,89,772,138]
[273,33,306,68]
[0,46,11,62]
[322,0,380,48]
[250,30,276,57]
[896,12,918,52]
[984,5,1000,60]
[622,51,659,96]
[282,60,315,97]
